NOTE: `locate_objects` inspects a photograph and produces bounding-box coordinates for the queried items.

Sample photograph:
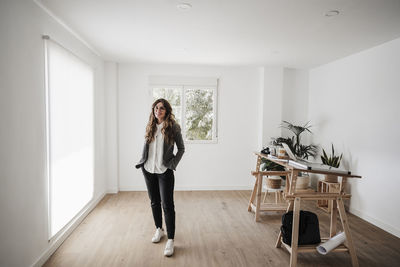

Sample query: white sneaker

[164,239,174,257]
[151,228,164,243]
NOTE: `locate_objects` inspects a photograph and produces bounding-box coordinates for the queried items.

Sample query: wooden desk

[249,152,362,267]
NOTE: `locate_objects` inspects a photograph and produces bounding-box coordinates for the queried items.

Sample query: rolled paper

[316,232,346,255]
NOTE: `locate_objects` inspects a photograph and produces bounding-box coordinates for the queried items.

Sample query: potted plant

[271,121,318,189]
[276,121,318,159]
[321,144,343,183]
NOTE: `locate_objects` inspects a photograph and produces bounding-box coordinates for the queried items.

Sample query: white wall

[104,62,119,193]
[0,1,106,266]
[257,67,310,147]
[282,68,309,126]
[117,64,268,190]
[308,37,400,237]
[259,67,284,145]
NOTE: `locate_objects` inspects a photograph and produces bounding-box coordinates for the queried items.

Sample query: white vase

[296,175,310,189]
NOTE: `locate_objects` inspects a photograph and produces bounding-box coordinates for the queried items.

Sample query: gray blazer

[135,123,185,171]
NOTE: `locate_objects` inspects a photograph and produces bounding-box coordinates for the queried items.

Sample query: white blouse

[144,122,168,174]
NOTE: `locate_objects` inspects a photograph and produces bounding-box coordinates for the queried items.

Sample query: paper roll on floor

[316,232,346,255]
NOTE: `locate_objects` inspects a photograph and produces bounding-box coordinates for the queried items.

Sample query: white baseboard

[176,186,253,191]
[119,186,146,191]
[349,207,400,238]
[32,192,106,267]
[119,185,253,191]
[106,189,119,194]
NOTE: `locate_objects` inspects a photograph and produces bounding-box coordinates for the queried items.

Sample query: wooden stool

[263,185,284,204]
[317,180,341,212]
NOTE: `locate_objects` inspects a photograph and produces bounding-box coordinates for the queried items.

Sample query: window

[152,86,182,126]
[150,77,218,143]
[44,37,94,238]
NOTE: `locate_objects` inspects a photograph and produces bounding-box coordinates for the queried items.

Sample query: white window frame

[149,77,218,144]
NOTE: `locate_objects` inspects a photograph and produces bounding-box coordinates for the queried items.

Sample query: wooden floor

[44,191,400,267]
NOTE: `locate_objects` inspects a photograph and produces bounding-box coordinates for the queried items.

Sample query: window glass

[152,85,217,143]
[153,87,182,125]
[185,88,214,141]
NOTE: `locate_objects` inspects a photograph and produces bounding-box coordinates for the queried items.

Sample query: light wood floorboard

[44,191,400,267]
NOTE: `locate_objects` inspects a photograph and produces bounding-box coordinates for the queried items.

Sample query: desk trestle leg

[255,174,262,222]
[248,155,262,212]
[247,181,257,212]
[337,197,359,267]
[290,197,301,267]
[330,199,337,237]
[275,200,294,248]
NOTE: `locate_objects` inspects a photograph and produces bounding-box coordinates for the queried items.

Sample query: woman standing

[135,98,185,256]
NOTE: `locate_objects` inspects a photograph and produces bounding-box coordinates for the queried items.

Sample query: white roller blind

[45,38,94,238]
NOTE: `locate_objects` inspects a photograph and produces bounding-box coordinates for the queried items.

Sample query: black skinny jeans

[142,167,175,239]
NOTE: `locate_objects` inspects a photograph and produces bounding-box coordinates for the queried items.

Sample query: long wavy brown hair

[145,98,176,144]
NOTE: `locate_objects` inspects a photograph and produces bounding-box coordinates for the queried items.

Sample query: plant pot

[267,176,282,189]
[324,174,338,183]
[296,175,310,189]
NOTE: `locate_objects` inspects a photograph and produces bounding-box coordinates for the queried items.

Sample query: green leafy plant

[272,136,294,148]
[261,158,285,171]
[272,121,318,160]
[260,158,286,179]
[321,144,342,168]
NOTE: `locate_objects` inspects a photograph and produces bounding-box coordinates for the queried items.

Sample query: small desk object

[249,152,362,267]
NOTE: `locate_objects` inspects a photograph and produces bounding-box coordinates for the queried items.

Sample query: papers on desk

[288,160,352,175]
[288,160,308,169]
[267,155,351,174]
[281,143,351,174]
[267,154,289,162]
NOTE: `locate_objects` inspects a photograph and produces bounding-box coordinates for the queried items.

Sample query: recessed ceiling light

[324,10,340,17]
[177,3,192,11]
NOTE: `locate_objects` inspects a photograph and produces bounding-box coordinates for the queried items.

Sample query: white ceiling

[38,0,400,68]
